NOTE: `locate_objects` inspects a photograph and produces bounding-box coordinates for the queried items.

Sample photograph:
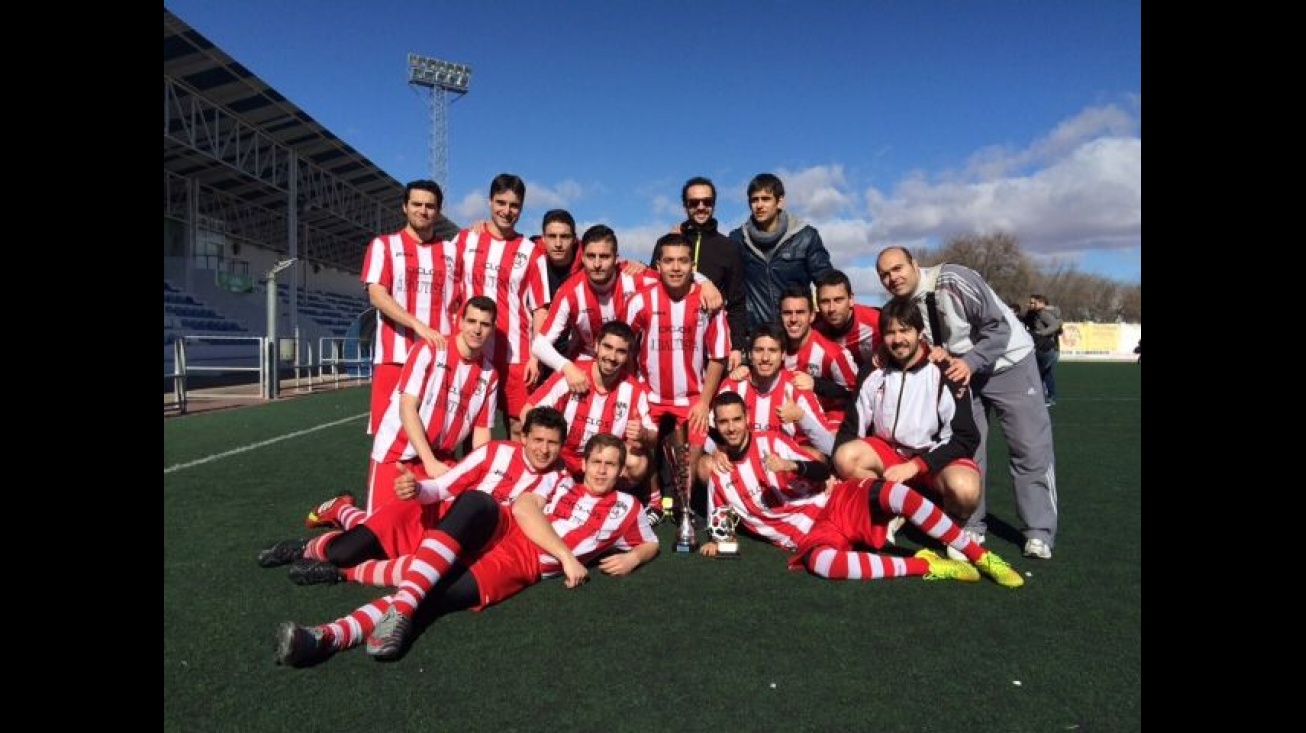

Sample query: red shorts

[467,522,543,610]
[791,478,888,568]
[861,437,978,491]
[500,362,533,424]
[369,363,403,435]
[650,402,710,445]
[366,456,455,515]
[363,497,515,560]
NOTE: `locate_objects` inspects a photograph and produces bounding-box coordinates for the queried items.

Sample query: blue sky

[168,0,1141,302]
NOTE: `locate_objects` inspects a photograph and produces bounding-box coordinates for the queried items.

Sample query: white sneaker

[1023,537,1053,560]
[885,516,907,545]
[946,528,986,561]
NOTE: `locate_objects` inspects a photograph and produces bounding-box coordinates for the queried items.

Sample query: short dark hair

[597,319,635,346]
[489,173,526,200]
[1029,294,1047,305]
[878,299,924,334]
[815,270,854,297]
[749,322,787,351]
[405,180,444,208]
[522,406,567,439]
[542,209,576,233]
[746,173,784,199]
[778,285,813,311]
[583,433,628,467]
[711,390,748,415]
[582,224,619,252]
[462,295,498,321]
[681,176,716,204]
[653,232,692,262]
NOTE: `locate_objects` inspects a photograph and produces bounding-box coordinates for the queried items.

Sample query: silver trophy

[664,441,698,553]
[707,505,741,558]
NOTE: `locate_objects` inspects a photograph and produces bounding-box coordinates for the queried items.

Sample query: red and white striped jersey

[361,230,461,365]
[419,440,567,506]
[715,371,829,440]
[455,229,549,366]
[536,480,657,576]
[370,341,499,463]
[538,270,658,360]
[815,304,883,370]
[785,331,858,413]
[625,283,731,406]
[527,360,656,461]
[706,432,828,552]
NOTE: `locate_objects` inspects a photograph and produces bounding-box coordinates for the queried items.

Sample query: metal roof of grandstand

[163,8,458,273]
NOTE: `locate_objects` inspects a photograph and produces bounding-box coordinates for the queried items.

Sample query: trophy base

[714,541,740,558]
[673,540,699,553]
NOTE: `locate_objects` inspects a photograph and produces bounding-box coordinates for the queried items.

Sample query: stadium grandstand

[163,7,458,412]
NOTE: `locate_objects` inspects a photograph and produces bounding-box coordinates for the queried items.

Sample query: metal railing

[164,334,372,415]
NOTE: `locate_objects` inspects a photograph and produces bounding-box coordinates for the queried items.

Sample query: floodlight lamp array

[407,53,472,93]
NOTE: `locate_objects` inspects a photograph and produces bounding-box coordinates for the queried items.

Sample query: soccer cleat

[275,622,333,667]
[915,548,980,582]
[885,515,907,546]
[305,492,355,529]
[946,528,986,562]
[1023,537,1053,560]
[288,558,344,586]
[366,606,413,661]
[976,550,1026,588]
[257,538,308,568]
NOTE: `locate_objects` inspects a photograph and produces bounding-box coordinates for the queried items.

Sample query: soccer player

[625,233,730,520]
[777,286,858,427]
[360,295,500,515]
[532,224,658,393]
[522,320,656,490]
[712,322,833,458]
[876,246,1058,560]
[696,392,1023,587]
[672,176,748,371]
[259,408,570,584]
[360,180,461,435]
[274,433,660,667]
[831,299,982,548]
[813,269,883,374]
[454,173,550,442]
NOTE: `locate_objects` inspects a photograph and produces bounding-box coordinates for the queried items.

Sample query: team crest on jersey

[513,251,528,268]
[612,401,628,421]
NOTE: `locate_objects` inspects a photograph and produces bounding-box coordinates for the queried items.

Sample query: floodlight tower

[407,53,472,191]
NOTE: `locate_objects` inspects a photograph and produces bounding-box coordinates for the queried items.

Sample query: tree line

[912,233,1141,323]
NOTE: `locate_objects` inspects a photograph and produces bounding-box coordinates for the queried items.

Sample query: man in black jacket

[667,176,748,371]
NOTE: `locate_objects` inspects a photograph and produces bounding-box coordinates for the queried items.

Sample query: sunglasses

[685,197,715,209]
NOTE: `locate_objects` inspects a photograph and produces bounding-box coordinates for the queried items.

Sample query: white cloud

[761,103,1142,276]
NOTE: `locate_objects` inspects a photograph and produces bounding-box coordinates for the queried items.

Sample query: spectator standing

[729,173,834,334]
[673,176,749,370]
[1023,294,1062,407]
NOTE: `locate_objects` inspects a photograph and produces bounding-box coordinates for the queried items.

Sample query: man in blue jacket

[729,173,834,335]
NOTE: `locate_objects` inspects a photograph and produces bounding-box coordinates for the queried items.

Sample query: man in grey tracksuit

[875,246,1057,560]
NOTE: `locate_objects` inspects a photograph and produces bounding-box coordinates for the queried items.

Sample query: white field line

[164,412,367,475]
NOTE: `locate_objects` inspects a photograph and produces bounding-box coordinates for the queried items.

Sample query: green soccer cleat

[915,548,980,582]
[976,550,1026,588]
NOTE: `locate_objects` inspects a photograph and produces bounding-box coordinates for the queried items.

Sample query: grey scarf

[745,211,789,252]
